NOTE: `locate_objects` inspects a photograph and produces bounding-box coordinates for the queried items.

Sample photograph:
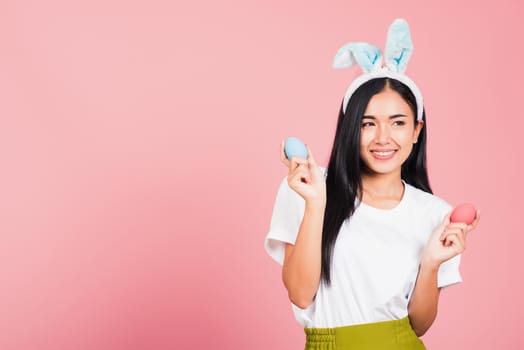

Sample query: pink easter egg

[450,203,477,225]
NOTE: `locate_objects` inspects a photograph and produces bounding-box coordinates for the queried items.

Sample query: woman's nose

[375,125,391,144]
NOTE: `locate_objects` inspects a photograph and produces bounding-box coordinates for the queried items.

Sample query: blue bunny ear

[332,42,382,73]
[384,19,413,73]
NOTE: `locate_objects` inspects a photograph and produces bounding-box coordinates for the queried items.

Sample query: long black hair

[321,77,432,286]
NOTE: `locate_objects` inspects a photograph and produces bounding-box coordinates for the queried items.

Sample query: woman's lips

[371,150,397,160]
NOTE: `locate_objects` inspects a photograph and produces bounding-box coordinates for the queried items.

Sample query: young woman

[265,20,480,349]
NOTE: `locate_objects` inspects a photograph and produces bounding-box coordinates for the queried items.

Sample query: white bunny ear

[384,19,413,73]
[332,42,382,73]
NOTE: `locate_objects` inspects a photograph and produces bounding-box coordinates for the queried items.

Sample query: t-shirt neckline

[357,180,410,213]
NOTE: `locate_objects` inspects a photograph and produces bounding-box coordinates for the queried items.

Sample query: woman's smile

[370,149,398,160]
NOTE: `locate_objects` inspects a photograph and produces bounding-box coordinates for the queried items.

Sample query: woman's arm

[407,261,440,337]
[282,203,324,309]
[409,211,480,336]
[279,142,326,309]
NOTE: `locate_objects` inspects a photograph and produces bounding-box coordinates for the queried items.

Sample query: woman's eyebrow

[362,114,408,119]
[389,114,408,119]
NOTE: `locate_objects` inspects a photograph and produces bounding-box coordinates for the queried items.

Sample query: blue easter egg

[284,137,308,159]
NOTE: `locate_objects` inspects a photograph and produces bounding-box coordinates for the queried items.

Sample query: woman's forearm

[407,262,441,337]
[282,203,325,309]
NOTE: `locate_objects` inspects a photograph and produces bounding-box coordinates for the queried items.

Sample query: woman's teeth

[373,151,395,156]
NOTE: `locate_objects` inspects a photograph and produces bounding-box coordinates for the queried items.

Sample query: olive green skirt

[304,317,426,350]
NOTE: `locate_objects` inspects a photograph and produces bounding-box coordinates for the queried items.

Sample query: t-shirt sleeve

[264,176,306,265]
[438,254,462,288]
[433,198,463,289]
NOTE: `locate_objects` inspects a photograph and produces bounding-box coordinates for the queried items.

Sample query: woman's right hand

[280,140,326,208]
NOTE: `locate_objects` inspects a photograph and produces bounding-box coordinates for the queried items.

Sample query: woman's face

[359,87,424,176]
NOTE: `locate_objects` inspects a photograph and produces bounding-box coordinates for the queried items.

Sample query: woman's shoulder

[405,182,452,212]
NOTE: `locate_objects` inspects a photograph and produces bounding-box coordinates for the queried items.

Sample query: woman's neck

[361,171,405,207]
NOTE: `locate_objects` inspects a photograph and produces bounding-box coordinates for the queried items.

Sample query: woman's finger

[443,212,451,225]
[448,222,468,231]
[280,140,289,165]
[452,229,467,248]
[289,164,311,184]
[467,210,481,231]
[289,163,309,177]
[291,156,309,166]
[443,233,466,252]
[306,144,316,167]
[441,228,465,242]
[442,234,467,252]
[442,227,467,248]
[296,167,311,184]
[439,225,466,241]
[288,156,309,172]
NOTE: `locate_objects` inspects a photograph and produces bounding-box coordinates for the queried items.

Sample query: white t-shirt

[265,168,462,328]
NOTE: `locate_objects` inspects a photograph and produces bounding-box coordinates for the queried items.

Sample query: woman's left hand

[421,210,481,267]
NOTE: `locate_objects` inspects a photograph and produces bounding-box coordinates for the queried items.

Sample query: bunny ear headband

[333,18,424,121]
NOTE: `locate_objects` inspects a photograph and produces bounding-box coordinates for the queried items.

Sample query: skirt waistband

[304,317,426,350]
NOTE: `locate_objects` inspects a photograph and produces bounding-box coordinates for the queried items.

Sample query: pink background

[1,0,522,349]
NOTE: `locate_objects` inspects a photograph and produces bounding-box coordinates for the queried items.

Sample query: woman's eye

[362,122,375,127]
[393,121,405,126]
